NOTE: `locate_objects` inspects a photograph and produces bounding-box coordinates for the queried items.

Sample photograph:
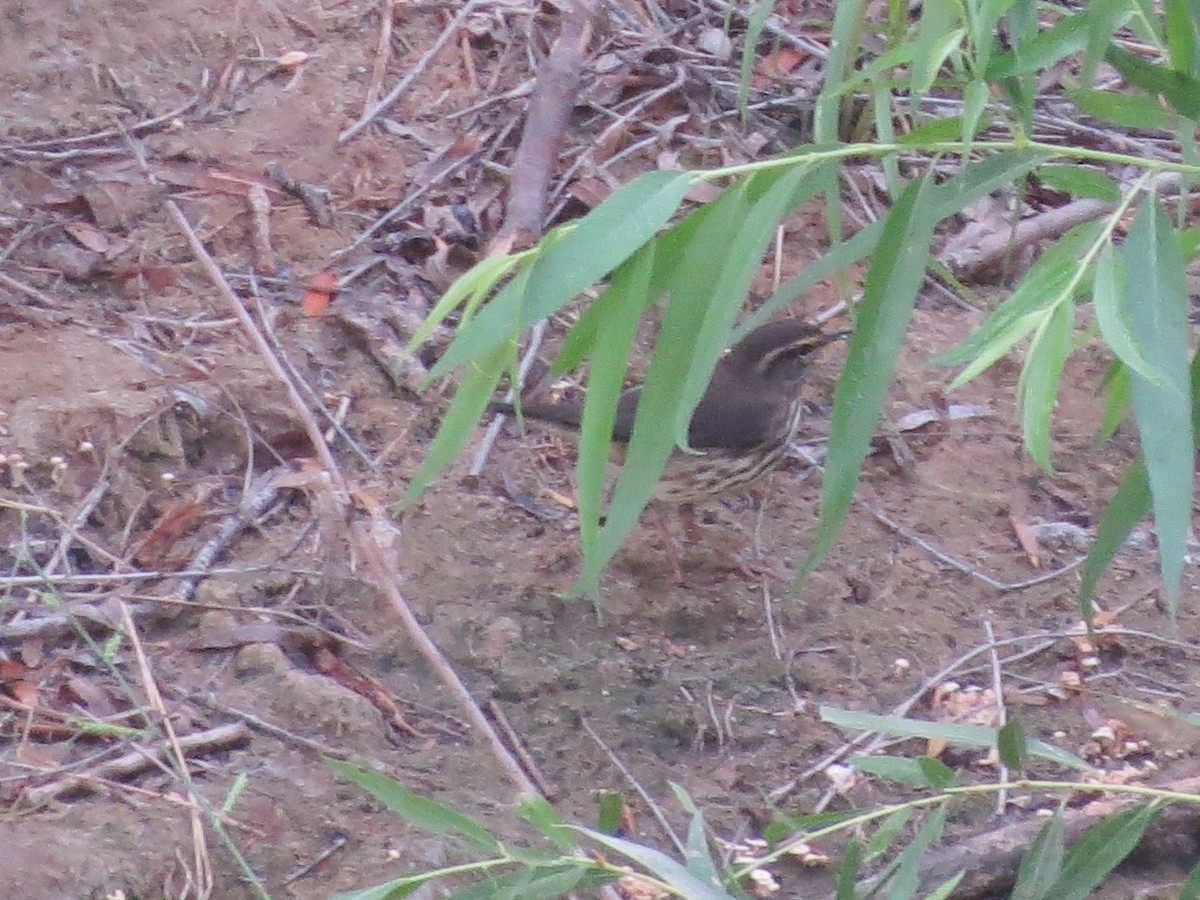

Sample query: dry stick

[168,688,352,761]
[469,318,547,476]
[363,0,397,115]
[350,519,540,797]
[581,718,688,858]
[126,137,547,806]
[487,699,557,799]
[946,169,1184,280]
[493,0,596,250]
[120,601,216,898]
[471,0,596,473]
[0,97,200,153]
[870,506,1085,592]
[338,0,486,144]
[23,721,251,806]
[174,466,289,601]
[983,619,1009,816]
[336,149,481,254]
[911,775,1200,899]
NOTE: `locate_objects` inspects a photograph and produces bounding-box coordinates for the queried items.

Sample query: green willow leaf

[328,761,500,852]
[888,807,947,899]
[1019,300,1074,472]
[575,828,730,900]
[1122,201,1193,615]
[1093,242,1171,388]
[1069,88,1174,130]
[1012,810,1065,900]
[575,247,655,594]
[1106,43,1200,120]
[430,170,693,378]
[997,719,1028,773]
[1045,803,1161,900]
[987,9,1089,79]
[402,332,515,507]
[849,755,956,789]
[1036,164,1120,202]
[798,175,937,584]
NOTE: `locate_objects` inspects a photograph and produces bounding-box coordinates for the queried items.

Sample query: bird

[491,318,844,579]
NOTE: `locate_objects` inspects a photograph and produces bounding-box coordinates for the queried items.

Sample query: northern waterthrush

[492,319,841,509]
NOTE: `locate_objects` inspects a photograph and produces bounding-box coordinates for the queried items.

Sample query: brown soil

[2,3,1198,899]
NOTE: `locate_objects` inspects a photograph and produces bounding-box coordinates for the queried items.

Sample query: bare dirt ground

[2,2,1199,899]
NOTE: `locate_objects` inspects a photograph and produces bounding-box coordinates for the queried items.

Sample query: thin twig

[983,619,1009,816]
[581,718,687,857]
[870,506,1086,592]
[338,0,487,144]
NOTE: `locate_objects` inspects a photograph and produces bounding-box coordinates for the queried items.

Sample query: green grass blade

[798,175,937,584]
[1122,200,1193,615]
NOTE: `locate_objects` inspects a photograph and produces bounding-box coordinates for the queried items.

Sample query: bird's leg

[677,502,703,543]
[648,501,687,584]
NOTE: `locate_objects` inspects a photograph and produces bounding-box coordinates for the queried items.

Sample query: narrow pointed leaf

[888,807,947,899]
[575,248,655,592]
[1045,802,1160,900]
[1020,299,1073,472]
[799,175,937,583]
[430,170,693,377]
[821,706,1092,771]
[849,755,956,788]
[590,182,754,575]
[986,10,1089,79]
[1166,0,1200,78]
[1105,44,1200,120]
[1036,164,1120,202]
[575,827,729,899]
[328,761,500,852]
[1012,810,1065,900]
[1079,457,1149,609]
[1093,243,1172,388]
[669,783,720,885]
[835,840,862,900]
[1181,851,1200,900]
[997,719,1029,773]
[402,340,512,506]
[517,795,574,851]
[1122,201,1193,615]
[866,808,913,861]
